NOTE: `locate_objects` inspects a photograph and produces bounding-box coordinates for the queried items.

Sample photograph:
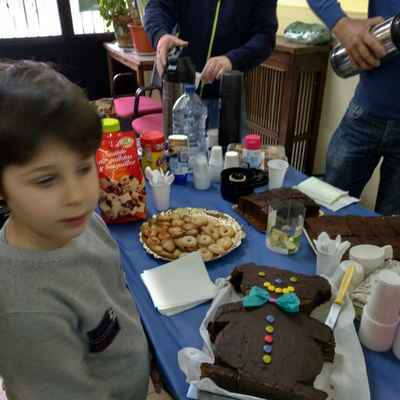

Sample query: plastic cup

[330,260,364,292]
[265,199,305,255]
[392,322,400,359]
[149,182,171,212]
[194,154,210,190]
[223,151,240,170]
[349,244,393,278]
[316,251,344,278]
[359,307,399,352]
[268,159,289,189]
[363,270,400,325]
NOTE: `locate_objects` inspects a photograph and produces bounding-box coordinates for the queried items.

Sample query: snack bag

[96,131,146,223]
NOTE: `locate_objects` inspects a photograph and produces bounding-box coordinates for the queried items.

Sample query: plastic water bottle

[172,84,207,173]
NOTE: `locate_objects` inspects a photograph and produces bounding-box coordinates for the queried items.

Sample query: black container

[163,47,195,137]
[218,71,244,152]
[220,167,268,203]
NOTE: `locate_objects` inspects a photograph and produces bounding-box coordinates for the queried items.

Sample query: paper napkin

[141,252,217,316]
[294,177,360,211]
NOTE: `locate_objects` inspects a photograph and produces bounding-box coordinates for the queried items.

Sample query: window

[0,0,62,38]
[0,0,108,39]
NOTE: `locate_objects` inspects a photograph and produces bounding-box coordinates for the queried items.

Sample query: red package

[96,131,146,223]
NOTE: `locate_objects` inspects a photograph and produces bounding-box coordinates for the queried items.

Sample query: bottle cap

[184,84,196,93]
[102,118,120,133]
[244,135,261,150]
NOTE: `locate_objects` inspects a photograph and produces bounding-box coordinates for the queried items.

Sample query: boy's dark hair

[0,60,103,194]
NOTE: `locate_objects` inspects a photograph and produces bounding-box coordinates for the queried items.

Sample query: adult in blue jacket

[144,0,278,130]
[307,0,400,215]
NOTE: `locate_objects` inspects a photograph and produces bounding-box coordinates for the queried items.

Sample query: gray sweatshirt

[0,213,150,400]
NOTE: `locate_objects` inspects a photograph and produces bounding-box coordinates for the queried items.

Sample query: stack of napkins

[294,177,360,211]
[141,252,217,316]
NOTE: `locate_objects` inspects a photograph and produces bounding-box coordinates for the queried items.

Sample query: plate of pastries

[140,207,246,262]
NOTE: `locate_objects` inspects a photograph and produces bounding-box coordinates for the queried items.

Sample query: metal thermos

[162,48,195,137]
[331,13,400,78]
[218,70,244,152]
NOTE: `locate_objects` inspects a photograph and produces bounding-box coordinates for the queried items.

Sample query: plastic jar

[242,134,261,169]
[140,131,166,172]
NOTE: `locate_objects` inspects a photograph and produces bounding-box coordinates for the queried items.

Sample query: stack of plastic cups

[209,146,224,183]
[193,154,210,190]
[359,270,400,351]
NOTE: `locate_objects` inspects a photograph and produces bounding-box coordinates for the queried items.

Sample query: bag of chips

[96,131,147,223]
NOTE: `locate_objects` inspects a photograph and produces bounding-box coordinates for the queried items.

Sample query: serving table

[104,167,400,400]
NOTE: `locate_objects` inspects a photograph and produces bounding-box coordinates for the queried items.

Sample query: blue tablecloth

[105,167,400,400]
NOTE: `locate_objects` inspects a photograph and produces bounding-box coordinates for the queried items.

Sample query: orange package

[96,131,146,223]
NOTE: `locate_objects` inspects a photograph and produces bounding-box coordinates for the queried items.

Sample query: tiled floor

[147,379,174,400]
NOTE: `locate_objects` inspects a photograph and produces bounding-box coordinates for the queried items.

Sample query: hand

[332,16,387,71]
[200,56,232,84]
[156,34,188,77]
[149,358,163,394]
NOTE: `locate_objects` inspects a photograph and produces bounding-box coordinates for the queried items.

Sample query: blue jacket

[144,0,278,98]
[307,0,400,120]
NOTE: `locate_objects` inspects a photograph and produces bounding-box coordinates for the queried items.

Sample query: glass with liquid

[266,200,306,255]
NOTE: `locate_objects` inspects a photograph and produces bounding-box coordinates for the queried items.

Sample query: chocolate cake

[304,214,400,260]
[201,301,335,400]
[230,262,331,315]
[235,188,320,231]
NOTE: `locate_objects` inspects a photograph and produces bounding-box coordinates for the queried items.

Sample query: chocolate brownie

[305,215,400,261]
[235,188,320,231]
[201,301,335,400]
[230,262,331,315]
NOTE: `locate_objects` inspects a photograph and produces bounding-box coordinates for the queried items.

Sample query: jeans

[202,98,248,139]
[325,97,400,216]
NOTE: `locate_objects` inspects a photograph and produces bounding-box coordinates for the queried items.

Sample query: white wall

[277,3,380,211]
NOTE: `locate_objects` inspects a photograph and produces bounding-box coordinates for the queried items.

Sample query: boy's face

[0,139,100,250]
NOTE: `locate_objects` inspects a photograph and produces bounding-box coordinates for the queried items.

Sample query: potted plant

[97,0,139,46]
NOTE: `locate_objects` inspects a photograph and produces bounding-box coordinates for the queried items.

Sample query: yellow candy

[265,326,274,333]
[269,285,276,292]
[290,277,298,283]
[259,271,266,277]
[275,287,283,293]
[288,286,295,292]
[263,355,272,364]
[282,288,290,294]
[263,282,271,287]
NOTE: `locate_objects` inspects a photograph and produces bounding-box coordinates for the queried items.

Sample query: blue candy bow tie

[242,286,300,313]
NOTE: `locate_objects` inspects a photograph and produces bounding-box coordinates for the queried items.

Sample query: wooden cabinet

[246,36,331,175]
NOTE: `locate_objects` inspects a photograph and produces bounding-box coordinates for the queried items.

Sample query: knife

[325,264,355,330]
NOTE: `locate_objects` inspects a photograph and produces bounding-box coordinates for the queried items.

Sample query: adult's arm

[307,0,386,70]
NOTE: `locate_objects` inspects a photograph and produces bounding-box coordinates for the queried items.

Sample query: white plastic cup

[149,182,171,212]
[209,145,224,183]
[349,244,393,278]
[194,154,210,190]
[316,250,343,277]
[223,151,240,170]
[268,159,289,189]
[392,322,400,359]
[363,270,400,325]
[206,129,219,159]
[330,260,364,292]
[359,308,399,352]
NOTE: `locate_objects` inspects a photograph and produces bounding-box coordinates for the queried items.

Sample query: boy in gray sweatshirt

[0,60,151,400]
